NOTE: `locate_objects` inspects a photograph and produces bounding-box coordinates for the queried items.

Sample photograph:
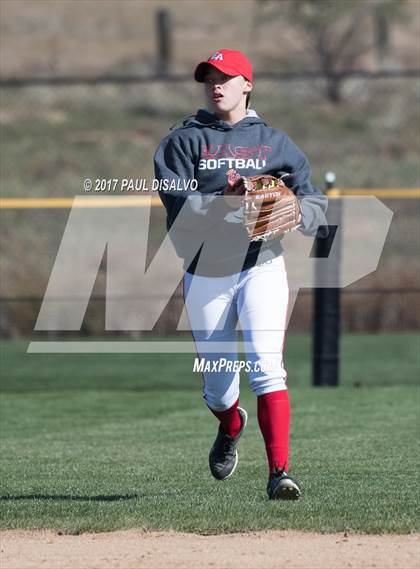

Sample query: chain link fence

[1,72,419,336]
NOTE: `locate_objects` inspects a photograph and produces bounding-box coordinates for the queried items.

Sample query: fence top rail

[0,189,419,209]
[0,69,419,87]
[327,188,420,198]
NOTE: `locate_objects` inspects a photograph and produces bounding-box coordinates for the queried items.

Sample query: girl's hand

[224,169,246,209]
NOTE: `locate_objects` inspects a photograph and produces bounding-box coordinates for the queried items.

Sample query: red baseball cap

[194,49,253,83]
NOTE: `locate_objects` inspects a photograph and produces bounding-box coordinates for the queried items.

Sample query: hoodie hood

[170,108,266,131]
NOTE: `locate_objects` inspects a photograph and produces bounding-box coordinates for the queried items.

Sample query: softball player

[154,49,327,500]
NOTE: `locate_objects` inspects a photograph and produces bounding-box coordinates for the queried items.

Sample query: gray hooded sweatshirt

[154,109,328,276]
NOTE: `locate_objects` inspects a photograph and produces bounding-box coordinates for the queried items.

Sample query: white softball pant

[183,255,289,411]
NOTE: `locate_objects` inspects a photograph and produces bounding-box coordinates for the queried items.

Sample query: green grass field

[0,332,419,534]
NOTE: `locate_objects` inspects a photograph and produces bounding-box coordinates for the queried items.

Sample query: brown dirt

[1,529,419,569]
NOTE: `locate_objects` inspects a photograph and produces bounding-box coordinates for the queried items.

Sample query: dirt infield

[1,530,419,569]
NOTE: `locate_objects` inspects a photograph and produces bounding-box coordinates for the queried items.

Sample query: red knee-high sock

[257,390,290,477]
[209,398,242,438]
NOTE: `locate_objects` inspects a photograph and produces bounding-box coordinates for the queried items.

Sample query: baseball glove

[226,170,302,242]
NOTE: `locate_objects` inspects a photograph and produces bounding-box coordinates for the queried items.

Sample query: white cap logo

[210,52,223,61]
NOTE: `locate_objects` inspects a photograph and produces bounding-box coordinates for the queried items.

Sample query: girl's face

[203,67,252,116]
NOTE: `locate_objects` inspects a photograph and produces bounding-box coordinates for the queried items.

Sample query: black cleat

[209,407,248,480]
[267,468,302,500]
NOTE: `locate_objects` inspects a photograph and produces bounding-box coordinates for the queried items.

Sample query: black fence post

[313,172,341,387]
[155,9,172,77]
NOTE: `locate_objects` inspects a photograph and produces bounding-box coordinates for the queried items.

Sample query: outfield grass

[0,333,418,534]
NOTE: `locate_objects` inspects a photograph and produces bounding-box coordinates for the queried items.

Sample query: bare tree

[254,0,407,104]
